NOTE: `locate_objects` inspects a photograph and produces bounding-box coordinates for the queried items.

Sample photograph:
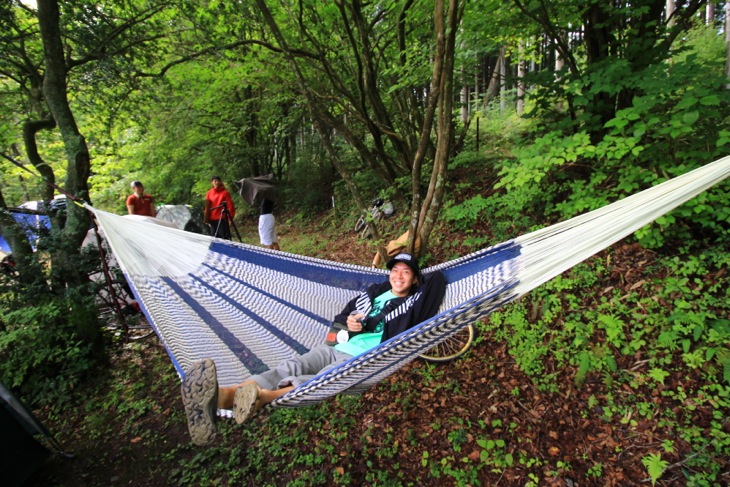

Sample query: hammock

[87,156,730,408]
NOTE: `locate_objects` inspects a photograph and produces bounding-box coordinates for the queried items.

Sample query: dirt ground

[21,213,727,486]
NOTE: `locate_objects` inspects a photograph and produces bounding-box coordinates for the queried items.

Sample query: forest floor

[22,203,724,487]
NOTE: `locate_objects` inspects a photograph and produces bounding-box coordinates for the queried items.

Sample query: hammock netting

[88,156,730,409]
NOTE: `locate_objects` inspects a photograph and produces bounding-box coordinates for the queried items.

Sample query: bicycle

[93,268,156,341]
[354,198,393,239]
[87,226,156,342]
[419,323,476,362]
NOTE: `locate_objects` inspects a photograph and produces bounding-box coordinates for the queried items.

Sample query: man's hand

[346,313,366,332]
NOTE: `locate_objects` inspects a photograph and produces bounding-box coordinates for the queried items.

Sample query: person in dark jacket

[181,252,446,446]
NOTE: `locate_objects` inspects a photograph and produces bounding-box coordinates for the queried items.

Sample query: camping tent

[0,208,50,254]
[0,383,68,486]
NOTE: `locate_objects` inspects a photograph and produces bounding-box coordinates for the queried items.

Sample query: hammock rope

[87,155,730,408]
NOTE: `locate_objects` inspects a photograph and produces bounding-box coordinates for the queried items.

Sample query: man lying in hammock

[181,252,446,446]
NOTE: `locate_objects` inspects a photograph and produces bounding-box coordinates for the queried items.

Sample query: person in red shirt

[204,176,236,239]
[126,181,156,217]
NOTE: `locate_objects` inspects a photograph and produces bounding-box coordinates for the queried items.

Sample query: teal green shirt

[334,290,397,357]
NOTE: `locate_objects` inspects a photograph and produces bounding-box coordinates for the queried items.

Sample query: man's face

[133,184,144,195]
[211,178,223,189]
[389,262,417,297]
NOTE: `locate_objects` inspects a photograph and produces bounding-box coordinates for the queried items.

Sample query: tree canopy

[0,0,728,381]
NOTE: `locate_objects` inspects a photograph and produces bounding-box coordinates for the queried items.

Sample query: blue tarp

[0,210,51,254]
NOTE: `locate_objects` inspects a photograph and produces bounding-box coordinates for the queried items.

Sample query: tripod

[210,201,242,241]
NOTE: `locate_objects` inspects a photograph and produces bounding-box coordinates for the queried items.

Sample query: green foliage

[642,452,669,486]
[442,194,490,231]
[4,4,730,485]
[0,291,98,408]
[0,232,106,408]
[484,245,730,484]
[285,137,340,215]
[492,30,730,250]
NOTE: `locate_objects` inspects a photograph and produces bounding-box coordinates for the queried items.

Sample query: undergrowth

[486,246,730,485]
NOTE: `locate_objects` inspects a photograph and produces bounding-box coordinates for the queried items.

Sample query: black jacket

[333,271,446,343]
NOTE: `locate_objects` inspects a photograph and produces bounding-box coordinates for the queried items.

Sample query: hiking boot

[233,382,259,425]
[181,358,219,446]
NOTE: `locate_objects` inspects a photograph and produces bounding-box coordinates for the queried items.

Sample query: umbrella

[236,174,277,206]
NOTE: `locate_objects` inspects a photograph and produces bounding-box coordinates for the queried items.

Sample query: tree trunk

[460,77,469,124]
[705,2,714,23]
[473,53,480,115]
[406,1,446,255]
[555,47,564,72]
[37,0,92,259]
[517,40,526,116]
[413,0,461,256]
[253,0,372,224]
[460,52,469,124]
[36,0,102,355]
[726,1,730,89]
[485,53,501,106]
[666,0,676,27]
[336,0,413,175]
[23,118,57,203]
[499,46,507,114]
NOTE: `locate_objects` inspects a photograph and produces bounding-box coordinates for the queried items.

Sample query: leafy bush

[0,236,105,408]
[0,292,98,408]
[442,194,490,232]
[493,26,730,250]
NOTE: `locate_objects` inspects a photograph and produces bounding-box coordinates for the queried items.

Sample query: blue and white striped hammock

[87,156,730,409]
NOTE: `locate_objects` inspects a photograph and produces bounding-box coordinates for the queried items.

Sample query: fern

[647,368,670,385]
[642,453,669,485]
[657,330,680,351]
[575,350,591,388]
[711,347,730,385]
[597,314,625,348]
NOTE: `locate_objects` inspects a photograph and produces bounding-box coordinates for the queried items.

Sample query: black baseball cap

[131,180,143,188]
[386,252,421,277]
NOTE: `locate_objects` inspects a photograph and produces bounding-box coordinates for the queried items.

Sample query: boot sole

[181,358,218,446]
[233,383,259,425]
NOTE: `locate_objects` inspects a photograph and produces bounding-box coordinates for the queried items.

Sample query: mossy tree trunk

[36,0,101,352]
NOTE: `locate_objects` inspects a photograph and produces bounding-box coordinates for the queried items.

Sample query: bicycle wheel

[419,324,475,362]
[128,317,157,341]
[359,223,372,239]
[354,215,366,233]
